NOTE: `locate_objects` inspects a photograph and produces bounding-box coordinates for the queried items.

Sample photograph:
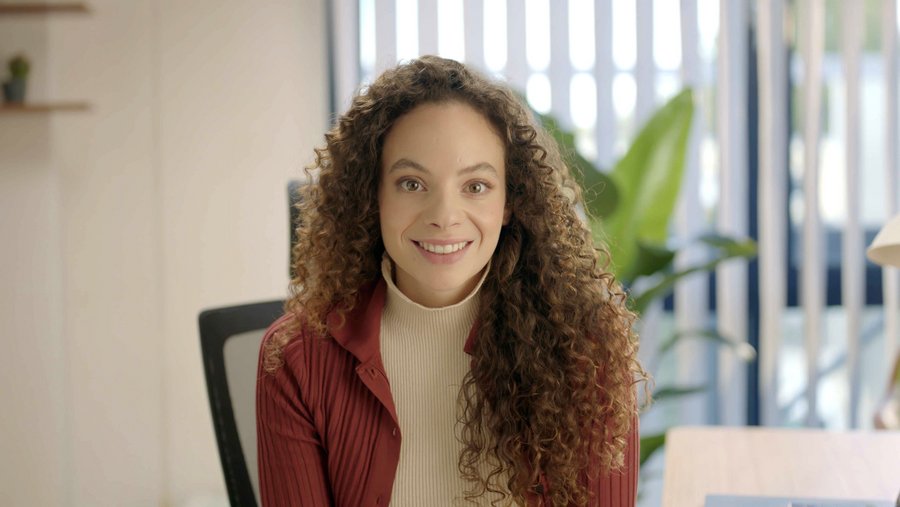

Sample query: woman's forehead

[380,101,506,174]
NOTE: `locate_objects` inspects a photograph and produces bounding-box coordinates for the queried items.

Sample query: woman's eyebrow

[387,158,428,173]
[387,158,498,175]
[459,162,498,176]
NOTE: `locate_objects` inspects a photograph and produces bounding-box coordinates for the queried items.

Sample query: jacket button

[375,495,382,505]
[392,427,398,436]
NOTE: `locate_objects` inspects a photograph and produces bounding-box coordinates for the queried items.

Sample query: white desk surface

[662,425,900,507]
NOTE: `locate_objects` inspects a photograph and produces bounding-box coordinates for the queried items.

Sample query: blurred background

[1,0,897,505]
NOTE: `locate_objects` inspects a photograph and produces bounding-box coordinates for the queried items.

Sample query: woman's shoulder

[258,310,362,409]
[261,309,354,375]
[260,281,383,374]
[263,311,327,353]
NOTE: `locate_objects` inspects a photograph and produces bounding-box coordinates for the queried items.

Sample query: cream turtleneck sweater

[379,256,499,505]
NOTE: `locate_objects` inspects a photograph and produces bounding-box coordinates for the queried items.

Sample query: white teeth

[416,241,468,254]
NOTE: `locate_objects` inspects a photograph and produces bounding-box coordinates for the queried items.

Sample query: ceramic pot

[2,77,26,103]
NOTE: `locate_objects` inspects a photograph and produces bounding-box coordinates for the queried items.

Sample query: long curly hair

[265,56,647,506]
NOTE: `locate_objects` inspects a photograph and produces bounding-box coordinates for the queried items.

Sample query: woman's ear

[503,206,512,225]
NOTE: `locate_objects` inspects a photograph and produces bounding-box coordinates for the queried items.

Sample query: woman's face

[378,101,508,308]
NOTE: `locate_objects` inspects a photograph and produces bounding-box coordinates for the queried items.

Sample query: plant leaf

[630,240,677,279]
[639,432,666,466]
[652,384,707,402]
[602,89,695,282]
[538,112,620,219]
[630,237,757,314]
[579,169,619,219]
[697,233,758,258]
[659,328,758,360]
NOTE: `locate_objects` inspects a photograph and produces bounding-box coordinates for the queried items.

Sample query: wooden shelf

[1,3,92,115]
[0,2,89,14]
[0,102,89,113]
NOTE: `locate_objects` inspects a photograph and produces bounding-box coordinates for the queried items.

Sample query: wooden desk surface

[662,426,900,507]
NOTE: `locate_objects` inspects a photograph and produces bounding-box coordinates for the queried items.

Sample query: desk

[662,426,900,507]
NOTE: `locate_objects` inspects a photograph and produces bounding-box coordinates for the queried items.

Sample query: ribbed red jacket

[256,280,639,506]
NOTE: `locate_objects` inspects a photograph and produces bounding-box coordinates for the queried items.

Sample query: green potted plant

[3,53,31,104]
[534,89,758,467]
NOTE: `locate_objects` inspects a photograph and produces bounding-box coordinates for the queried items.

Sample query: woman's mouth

[414,240,470,254]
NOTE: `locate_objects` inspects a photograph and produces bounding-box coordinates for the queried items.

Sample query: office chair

[199,299,284,507]
[199,181,299,504]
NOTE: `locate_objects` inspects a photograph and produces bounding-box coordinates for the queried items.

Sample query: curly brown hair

[265,55,647,505]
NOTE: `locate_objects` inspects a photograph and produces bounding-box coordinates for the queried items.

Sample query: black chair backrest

[199,300,284,507]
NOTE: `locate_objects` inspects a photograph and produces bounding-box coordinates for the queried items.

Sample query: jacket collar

[326,278,479,363]
[326,280,386,364]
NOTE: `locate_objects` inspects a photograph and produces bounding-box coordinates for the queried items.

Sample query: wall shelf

[0,3,90,15]
[0,102,89,113]
[1,3,91,111]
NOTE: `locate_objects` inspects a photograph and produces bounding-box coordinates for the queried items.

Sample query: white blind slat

[800,0,826,427]
[841,0,864,429]
[332,0,360,113]
[635,0,655,123]
[593,0,614,168]
[375,0,398,74]
[464,0,486,69]
[675,0,712,425]
[883,0,900,374]
[715,0,750,426]
[756,0,789,427]
[548,0,571,128]
[418,0,439,56]
[506,0,528,87]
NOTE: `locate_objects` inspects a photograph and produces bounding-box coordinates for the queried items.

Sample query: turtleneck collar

[380,254,488,315]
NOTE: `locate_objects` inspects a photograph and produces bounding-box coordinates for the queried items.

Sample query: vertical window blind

[326,0,900,432]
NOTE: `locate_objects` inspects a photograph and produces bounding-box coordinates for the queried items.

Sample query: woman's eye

[466,182,487,194]
[400,179,422,192]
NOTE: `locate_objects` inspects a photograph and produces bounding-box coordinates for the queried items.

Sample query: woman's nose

[423,190,464,229]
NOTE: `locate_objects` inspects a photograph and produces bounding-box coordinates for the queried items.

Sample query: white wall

[0,1,327,505]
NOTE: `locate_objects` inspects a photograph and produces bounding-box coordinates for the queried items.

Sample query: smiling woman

[257,56,648,506]
[378,101,509,308]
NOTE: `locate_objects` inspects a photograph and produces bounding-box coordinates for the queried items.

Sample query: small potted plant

[3,53,30,104]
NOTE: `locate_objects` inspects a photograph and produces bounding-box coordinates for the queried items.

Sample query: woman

[257,56,647,506]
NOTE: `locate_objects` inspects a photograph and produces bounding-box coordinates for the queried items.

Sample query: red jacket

[256,280,639,506]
